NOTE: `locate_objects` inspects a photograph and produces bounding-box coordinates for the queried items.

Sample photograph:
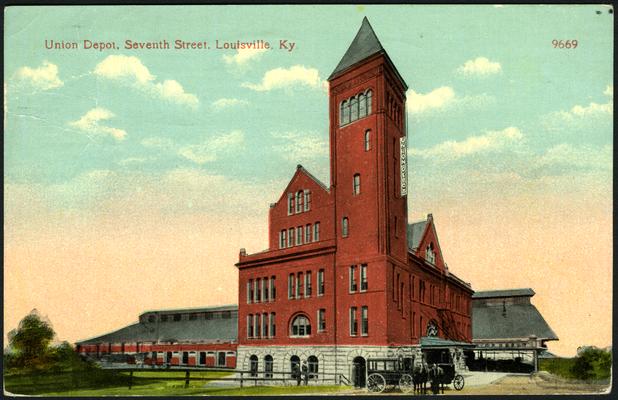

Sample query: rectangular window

[289,228,295,247]
[353,174,360,195]
[342,217,349,237]
[360,264,367,291]
[349,265,357,292]
[304,190,311,211]
[314,222,320,241]
[280,230,287,248]
[411,276,415,300]
[248,314,253,338]
[318,309,326,332]
[318,269,325,296]
[270,313,276,337]
[412,312,416,337]
[254,314,260,338]
[296,192,303,213]
[287,194,294,215]
[297,272,303,298]
[297,226,303,245]
[247,280,253,304]
[305,271,312,297]
[288,274,295,299]
[361,306,368,336]
[256,278,261,302]
[305,224,311,243]
[263,278,268,302]
[270,276,276,301]
[350,307,358,336]
[262,313,268,337]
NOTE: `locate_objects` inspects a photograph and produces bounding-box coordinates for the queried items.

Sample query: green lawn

[4,369,351,396]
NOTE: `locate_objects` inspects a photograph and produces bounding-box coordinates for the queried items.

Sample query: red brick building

[235,18,473,382]
[75,305,238,368]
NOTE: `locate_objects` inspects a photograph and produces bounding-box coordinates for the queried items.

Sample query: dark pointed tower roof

[328,17,407,88]
[329,17,384,79]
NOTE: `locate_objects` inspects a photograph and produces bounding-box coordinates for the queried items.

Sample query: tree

[7,309,55,369]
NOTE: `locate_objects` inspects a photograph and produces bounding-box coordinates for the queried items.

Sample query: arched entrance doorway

[352,356,366,388]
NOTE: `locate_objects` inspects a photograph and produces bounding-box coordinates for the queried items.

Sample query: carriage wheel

[366,373,386,393]
[453,374,465,391]
[398,374,414,393]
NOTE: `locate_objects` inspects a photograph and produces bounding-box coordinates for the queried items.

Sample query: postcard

[4,4,613,396]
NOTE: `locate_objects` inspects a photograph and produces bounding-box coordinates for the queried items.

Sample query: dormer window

[426,243,436,264]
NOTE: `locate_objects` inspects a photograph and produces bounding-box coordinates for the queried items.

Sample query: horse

[413,363,428,394]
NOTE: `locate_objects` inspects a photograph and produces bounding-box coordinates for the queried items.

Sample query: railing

[108,367,347,390]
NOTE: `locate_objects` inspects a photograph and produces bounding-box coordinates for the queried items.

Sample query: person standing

[301,361,309,385]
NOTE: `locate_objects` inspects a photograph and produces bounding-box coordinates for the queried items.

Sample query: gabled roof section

[472,302,558,341]
[407,219,428,250]
[329,17,385,80]
[473,288,535,299]
[276,164,329,204]
[77,313,238,345]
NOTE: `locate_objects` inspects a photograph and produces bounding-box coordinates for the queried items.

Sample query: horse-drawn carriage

[365,357,415,393]
[365,351,465,393]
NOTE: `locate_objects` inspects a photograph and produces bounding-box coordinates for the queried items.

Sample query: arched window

[250,355,258,377]
[264,355,273,378]
[353,174,360,195]
[366,90,373,114]
[308,355,319,379]
[290,314,311,337]
[342,217,349,238]
[296,191,303,213]
[358,93,367,117]
[364,130,371,151]
[341,100,350,125]
[350,96,359,121]
[426,243,436,264]
[290,355,300,378]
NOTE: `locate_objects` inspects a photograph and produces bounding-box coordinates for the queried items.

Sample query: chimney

[239,248,247,257]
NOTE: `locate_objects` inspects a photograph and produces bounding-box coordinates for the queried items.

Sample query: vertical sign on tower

[400,136,408,196]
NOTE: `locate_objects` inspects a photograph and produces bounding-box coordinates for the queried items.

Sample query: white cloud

[551,87,613,122]
[410,127,523,161]
[242,65,324,91]
[407,86,455,114]
[68,107,127,140]
[456,57,502,76]
[537,143,612,171]
[14,61,64,91]
[407,86,494,117]
[178,130,245,164]
[223,48,268,66]
[603,85,613,97]
[94,55,198,108]
[270,131,328,162]
[212,98,249,110]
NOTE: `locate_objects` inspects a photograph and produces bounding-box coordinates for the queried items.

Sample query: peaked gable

[274,164,329,206]
[409,214,446,270]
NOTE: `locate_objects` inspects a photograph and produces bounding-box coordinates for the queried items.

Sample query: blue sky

[4,5,613,356]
